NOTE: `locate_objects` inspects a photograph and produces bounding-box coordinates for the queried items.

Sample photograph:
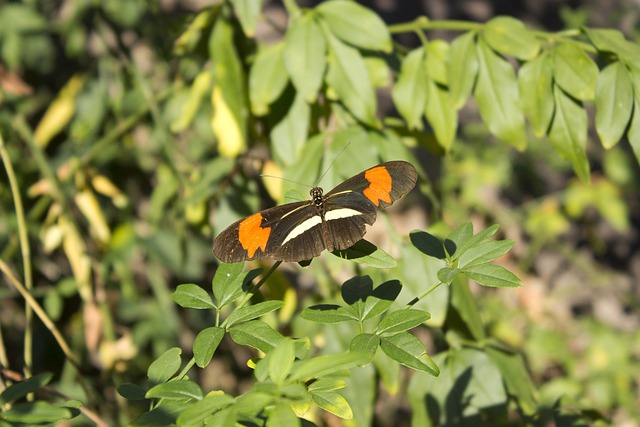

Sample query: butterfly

[213,161,418,263]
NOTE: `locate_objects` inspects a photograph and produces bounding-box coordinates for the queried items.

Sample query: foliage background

[1,0,639,425]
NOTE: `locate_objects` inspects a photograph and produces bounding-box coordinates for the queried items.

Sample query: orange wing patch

[363,166,392,206]
[238,213,271,258]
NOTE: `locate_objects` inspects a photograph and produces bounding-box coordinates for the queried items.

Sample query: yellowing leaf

[75,188,111,245]
[211,86,245,158]
[92,175,128,208]
[59,216,92,302]
[261,160,283,202]
[34,74,85,148]
[171,70,212,133]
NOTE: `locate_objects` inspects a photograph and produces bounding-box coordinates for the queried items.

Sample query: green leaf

[595,61,633,149]
[425,40,450,85]
[289,352,370,381]
[148,347,182,385]
[146,380,203,401]
[205,407,237,427]
[212,262,244,305]
[331,239,396,268]
[235,391,274,416]
[301,304,358,323]
[176,394,236,426]
[379,332,439,375]
[362,279,402,320]
[194,327,225,368]
[324,30,377,126]
[349,333,380,360]
[226,300,284,327]
[249,42,288,116]
[284,13,326,102]
[377,309,430,336]
[448,31,479,110]
[425,77,458,151]
[584,28,640,68]
[483,16,540,60]
[316,0,391,52]
[231,0,262,37]
[229,320,283,353]
[628,97,640,165]
[269,339,296,385]
[364,54,390,88]
[215,267,262,309]
[437,267,461,285]
[449,223,499,260]
[462,263,522,288]
[392,47,428,129]
[1,401,73,424]
[457,240,514,268]
[446,223,474,254]
[209,17,247,154]
[518,53,554,137]
[0,372,53,405]
[308,378,347,392]
[270,91,310,166]
[474,38,527,149]
[312,391,353,419]
[549,85,591,182]
[171,283,214,309]
[552,42,599,101]
[266,404,300,427]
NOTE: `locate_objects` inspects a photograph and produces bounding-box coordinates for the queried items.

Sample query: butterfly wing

[326,161,418,209]
[214,199,341,262]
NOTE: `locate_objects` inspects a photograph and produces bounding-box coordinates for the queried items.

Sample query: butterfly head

[310,187,324,207]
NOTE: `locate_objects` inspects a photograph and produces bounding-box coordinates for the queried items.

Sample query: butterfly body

[213,161,418,263]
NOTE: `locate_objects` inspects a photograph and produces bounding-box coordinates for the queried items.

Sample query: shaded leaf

[0,372,53,405]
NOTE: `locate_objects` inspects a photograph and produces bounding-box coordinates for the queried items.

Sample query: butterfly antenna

[259,174,314,189]
[315,141,352,186]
